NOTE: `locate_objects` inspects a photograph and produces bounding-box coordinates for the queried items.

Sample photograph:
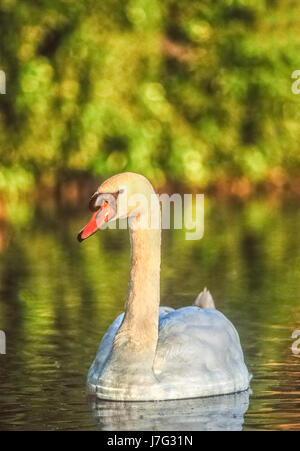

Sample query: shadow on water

[89,391,250,431]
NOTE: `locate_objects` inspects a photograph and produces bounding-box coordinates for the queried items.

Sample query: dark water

[0,198,299,431]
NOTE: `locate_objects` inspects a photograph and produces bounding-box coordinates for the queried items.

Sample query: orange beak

[77,201,115,242]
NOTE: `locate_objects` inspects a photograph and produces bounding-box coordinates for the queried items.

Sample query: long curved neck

[114,201,161,357]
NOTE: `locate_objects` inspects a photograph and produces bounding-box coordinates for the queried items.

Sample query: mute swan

[78,172,250,401]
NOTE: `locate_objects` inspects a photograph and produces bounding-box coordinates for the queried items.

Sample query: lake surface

[0,197,299,430]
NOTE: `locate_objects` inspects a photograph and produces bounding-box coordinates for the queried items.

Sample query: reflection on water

[0,198,299,430]
[90,391,250,431]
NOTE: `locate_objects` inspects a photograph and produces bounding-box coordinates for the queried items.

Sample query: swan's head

[77,172,156,242]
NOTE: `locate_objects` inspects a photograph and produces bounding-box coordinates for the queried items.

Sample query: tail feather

[194,287,215,309]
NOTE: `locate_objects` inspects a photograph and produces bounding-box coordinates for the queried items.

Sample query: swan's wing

[154,306,250,396]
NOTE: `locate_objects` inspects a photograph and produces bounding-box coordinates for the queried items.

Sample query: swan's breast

[87,313,124,385]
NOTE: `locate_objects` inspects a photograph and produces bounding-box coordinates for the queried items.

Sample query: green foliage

[0,0,300,191]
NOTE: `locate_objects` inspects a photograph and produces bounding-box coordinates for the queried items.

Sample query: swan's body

[88,306,250,401]
[78,172,250,401]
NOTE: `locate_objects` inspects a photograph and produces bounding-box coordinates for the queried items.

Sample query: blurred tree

[0,0,300,194]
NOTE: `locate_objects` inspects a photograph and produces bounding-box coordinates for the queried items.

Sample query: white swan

[78,172,250,401]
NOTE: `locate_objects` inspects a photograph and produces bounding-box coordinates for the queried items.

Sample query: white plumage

[79,173,250,401]
[88,300,250,400]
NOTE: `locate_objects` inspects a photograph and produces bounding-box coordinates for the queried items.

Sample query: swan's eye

[89,192,101,212]
[89,192,117,212]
